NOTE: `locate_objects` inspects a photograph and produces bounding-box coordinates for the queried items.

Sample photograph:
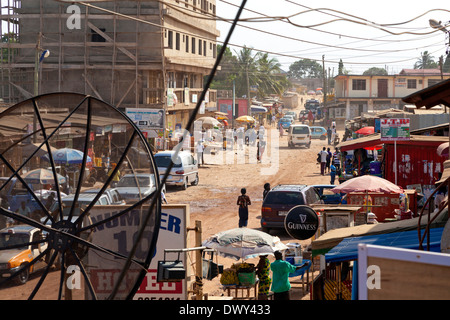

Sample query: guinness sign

[284,205,319,240]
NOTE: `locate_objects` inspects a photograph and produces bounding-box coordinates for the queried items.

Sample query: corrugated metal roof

[325,227,444,263]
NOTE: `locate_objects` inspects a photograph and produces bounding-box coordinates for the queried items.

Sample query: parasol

[202,228,288,260]
[195,116,222,127]
[23,168,66,185]
[355,126,375,135]
[235,115,256,123]
[437,142,449,157]
[331,175,403,194]
[43,148,92,165]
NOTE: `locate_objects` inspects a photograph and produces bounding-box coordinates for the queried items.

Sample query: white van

[288,124,311,148]
[154,151,199,190]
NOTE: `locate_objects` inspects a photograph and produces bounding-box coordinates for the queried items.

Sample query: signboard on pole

[126,108,165,131]
[380,118,410,141]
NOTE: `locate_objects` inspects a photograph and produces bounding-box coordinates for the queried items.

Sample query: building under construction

[0,0,219,139]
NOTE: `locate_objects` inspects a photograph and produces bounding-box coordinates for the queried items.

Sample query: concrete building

[0,0,219,140]
[326,69,450,121]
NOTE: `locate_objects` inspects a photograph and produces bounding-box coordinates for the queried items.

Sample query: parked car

[0,225,49,284]
[284,115,295,123]
[83,188,126,205]
[260,184,323,232]
[312,185,342,204]
[278,117,292,129]
[44,193,112,225]
[154,151,199,190]
[115,173,162,203]
[310,126,327,140]
[0,177,40,213]
[288,124,311,148]
[285,111,296,119]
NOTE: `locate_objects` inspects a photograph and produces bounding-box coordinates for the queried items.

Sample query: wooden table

[222,280,259,300]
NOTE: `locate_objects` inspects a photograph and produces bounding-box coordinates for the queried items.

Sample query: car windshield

[0,233,29,250]
[155,155,182,168]
[117,176,150,188]
[292,127,309,134]
[264,191,305,205]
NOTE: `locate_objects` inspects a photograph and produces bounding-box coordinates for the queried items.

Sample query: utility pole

[322,55,327,120]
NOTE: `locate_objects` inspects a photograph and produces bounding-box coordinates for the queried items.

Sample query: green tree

[255,52,289,97]
[363,67,388,76]
[209,45,238,91]
[443,53,450,73]
[414,51,438,69]
[288,59,323,79]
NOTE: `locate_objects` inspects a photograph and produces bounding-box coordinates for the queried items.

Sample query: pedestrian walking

[263,183,270,200]
[333,148,341,170]
[270,251,302,300]
[330,163,336,184]
[236,188,251,228]
[196,141,204,166]
[319,147,328,175]
[326,147,332,173]
[327,127,332,145]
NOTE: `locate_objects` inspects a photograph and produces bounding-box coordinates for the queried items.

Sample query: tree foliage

[211,46,290,98]
[288,59,323,79]
[414,51,438,69]
[363,67,388,76]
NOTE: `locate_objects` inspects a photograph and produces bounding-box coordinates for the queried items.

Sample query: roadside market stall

[310,208,448,300]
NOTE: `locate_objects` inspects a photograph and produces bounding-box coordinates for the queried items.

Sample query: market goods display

[220,268,239,285]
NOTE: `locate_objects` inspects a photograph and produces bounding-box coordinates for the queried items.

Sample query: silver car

[115,173,163,203]
[154,151,199,190]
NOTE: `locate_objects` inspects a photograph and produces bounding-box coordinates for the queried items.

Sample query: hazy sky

[1,0,449,75]
[216,0,450,74]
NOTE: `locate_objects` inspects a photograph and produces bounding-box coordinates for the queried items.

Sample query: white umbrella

[202,228,288,260]
[195,116,221,127]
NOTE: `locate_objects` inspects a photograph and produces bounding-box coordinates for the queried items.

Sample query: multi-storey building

[327,69,450,121]
[0,0,219,139]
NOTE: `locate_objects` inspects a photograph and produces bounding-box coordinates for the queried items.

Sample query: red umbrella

[437,142,448,157]
[355,126,374,135]
[331,175,403,194]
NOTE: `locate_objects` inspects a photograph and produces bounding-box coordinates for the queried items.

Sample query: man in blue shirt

[270,251,301,300]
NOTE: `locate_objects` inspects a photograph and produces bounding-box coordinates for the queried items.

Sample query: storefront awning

[312,208,448,256]
[325,227,444,263]
[337,134,449,152]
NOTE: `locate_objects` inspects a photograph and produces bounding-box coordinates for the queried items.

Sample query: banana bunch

[219,268,239,285]
[232,262,255,273]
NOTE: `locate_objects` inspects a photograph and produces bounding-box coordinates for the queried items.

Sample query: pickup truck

[0,225,49,285]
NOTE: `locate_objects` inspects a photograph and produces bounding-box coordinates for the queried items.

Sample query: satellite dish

[0,93,161,299]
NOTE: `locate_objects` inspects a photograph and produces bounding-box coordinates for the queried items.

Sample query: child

[330,163,336,185]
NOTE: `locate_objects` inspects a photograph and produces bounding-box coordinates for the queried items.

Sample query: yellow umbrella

[235,115,256,123]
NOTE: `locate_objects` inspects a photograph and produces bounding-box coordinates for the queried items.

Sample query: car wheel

[15,264,29,285]
[181,177,188,190]
[191,173,199,186]
[307,142,311,149]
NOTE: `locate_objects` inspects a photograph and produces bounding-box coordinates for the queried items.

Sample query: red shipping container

[384,140,445,189]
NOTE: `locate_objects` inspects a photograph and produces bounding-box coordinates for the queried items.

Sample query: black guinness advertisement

[284,205,319,240]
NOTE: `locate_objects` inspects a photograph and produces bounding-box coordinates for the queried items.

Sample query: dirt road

[0,95,336,300]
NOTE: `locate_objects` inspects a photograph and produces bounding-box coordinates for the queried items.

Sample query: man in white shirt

[319,147,328,175]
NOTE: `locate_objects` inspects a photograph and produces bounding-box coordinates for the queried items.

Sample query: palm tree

[235,47,260,112]
[257,52,288,97]
[414,51,438,69]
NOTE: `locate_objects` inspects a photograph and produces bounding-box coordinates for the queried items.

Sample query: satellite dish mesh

[0,93,161,299]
